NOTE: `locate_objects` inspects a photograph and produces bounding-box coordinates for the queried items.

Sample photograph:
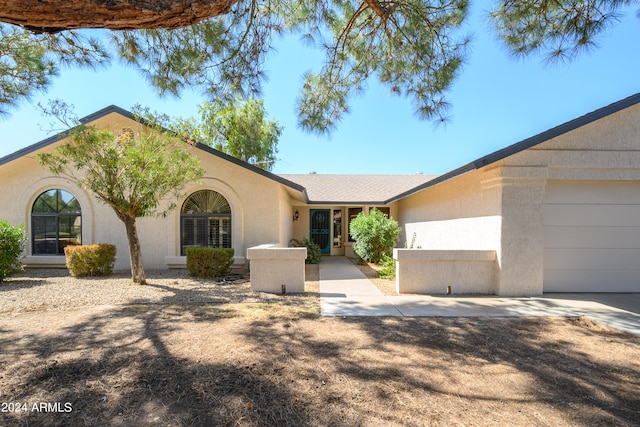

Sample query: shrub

[65,244,116,277]
[378,254,396,279]
[349,208,401,263]
[186,247,235,278]
[0,220,27,282]
[290,237,321,264]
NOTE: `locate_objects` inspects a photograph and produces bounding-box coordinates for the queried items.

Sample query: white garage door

[544,181,640,292]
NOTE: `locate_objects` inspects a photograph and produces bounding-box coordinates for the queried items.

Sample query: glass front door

[310,209,331,255]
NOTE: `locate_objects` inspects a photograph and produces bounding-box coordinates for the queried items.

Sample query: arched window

[32,189,82,255]
[180,190,232,255]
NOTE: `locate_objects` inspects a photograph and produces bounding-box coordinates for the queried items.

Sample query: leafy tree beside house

[38,114,205,285]
[349,208,400,264]
[171,98,282,171]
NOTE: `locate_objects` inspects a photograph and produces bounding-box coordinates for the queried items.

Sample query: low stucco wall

[394,249,497,295]
[246,244,307,293]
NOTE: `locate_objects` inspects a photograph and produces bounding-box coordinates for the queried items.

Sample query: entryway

[310,209,331,255]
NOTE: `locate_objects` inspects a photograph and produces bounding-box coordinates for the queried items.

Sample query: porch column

[482,166,549,296]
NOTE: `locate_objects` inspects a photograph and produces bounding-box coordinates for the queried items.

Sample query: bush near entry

[65,244,116,277]
[0,220,27,282]
[290,237,321,264]
[349,208,400,264]
[186,247,235,278]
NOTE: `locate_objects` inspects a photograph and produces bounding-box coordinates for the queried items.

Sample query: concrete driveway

[319,257,640,337]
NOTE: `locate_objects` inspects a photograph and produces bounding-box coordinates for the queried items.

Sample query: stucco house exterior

[2,93,640,295]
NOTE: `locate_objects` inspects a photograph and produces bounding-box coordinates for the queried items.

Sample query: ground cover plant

[64,244,116,277]
[0,266,638,426]
[290,237,321,264]
[186,247,235,278]
[0,220,26,282]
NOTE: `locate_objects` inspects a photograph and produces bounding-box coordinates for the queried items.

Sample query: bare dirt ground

[1,265,639,426]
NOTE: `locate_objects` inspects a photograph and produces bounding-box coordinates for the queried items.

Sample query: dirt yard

[0,266,639,426]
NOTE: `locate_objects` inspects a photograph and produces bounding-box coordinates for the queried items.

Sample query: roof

[0,105,307,197]
[279,174,437,204]
[3,93,640,205]
[386,92,640,203]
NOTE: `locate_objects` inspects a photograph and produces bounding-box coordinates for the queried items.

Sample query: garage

[544,180,640,292]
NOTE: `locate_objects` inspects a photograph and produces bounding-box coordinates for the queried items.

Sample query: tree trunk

[0,0,238,33]
[122,215,147,285]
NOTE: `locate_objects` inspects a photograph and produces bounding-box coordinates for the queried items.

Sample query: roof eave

[386,92,640,203]
[0,105,133,167]
[304,200,390,205]
[193,143,307,196]
[0,106,309,200]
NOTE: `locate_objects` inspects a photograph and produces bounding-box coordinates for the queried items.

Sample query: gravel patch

[0,269,264,314]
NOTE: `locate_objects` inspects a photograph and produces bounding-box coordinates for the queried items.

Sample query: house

[1,94,640,295]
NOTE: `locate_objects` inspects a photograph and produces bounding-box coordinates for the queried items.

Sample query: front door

[310,209,331,255]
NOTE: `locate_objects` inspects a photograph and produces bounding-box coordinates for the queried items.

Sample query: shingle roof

[279,174,437,204]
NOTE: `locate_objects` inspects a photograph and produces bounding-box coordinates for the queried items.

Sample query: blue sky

[0,2,638,175]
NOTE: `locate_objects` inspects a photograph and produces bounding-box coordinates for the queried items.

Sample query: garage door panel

[544,270,640,293]
[544,248,640,271]
[543,204,640,227]
[544,226,640,249]
[545,181,640,204]
[543,180,640,292]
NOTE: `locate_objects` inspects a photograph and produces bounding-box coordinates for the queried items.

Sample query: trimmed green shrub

[186,247,234,278]
[65,244,116,277]
[378,254,396,280]
[290,237,321,264]
[349,208,401,263]
[0,220,27,282]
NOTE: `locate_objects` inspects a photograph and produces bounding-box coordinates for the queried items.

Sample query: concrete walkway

[319,256,640,337]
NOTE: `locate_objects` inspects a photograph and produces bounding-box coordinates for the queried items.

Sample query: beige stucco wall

[394,249,497,294]
[501,102,640,293]
[397,168,503,251]
[507,103,640,177]
[279,187,294,247]
[0,112,297,271]
[246,244,306,293]
[396,101,640,296]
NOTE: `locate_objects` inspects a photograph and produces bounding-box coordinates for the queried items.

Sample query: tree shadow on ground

[0,278,49,292]
[0,306,312,426]
[237,316,640,426]
[345,317,639,425]
[1,303,638,426]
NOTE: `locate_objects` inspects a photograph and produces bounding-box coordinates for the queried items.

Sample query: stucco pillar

[482,166,548,296]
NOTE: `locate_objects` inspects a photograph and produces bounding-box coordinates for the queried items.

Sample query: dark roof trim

[0,105,308,198]
[194,143,307,195]
[79,105,137,123]
[305,200,391,205]
[0,105,130,166]
[0,133,61,166]
[386,92,640,204]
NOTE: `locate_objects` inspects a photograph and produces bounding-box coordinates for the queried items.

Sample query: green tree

[0,0,633,130]
[0,25,108,116]
[38,115,205,285]
[490,0,630,62]
[173,98,282,170]
[349,208,400,263]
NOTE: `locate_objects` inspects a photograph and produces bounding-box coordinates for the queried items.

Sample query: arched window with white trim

[31,189,82,255]
[180,190,232,255]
